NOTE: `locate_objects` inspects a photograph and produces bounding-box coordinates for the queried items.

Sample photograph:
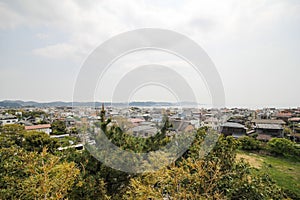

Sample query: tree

[23,131,59,153]
[0,147,80,200]
[124,134,285,200]
[0,124,25,148]
[51,120,66,135]
[267,138,299,159]
[0,124,24,134]
[238,136,261,151]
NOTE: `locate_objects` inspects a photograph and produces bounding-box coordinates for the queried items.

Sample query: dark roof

[251,119,285,125]
[170,120,192,132]
[256,124,283,130]
[221,122,245,129]
[131,125,157,133]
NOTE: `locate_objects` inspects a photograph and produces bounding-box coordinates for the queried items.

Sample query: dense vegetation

[238,136,300,161]
[0,118,298,199]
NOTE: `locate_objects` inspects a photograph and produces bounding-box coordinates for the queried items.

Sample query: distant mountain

[0,100,202,108]
[0,100,23,108]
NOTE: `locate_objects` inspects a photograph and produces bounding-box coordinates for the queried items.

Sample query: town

[1,103,299,151]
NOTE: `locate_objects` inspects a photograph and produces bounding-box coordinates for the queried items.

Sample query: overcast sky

[0,0,299,108]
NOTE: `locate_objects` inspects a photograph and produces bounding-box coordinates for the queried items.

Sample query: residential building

[221,122,246,138]
[0,114,18,125]
[25,124,52,135]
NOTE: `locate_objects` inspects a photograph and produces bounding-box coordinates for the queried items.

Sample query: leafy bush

[267,138,299,159]
[51,120,66,135]
[124,135,284,200]
[238,136,261,151]
[0,147,80,199]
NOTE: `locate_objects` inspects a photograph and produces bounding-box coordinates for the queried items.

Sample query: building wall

[0,118,18,125]
[221,127,246,137]
[256,128,283,137]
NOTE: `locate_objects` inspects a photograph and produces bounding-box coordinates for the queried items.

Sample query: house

[0,114,18,125]
[129,118,145,126]
[251,119,285,126]
[25,124,52,135]
[274,111,293,123]
[169,119,195,135]
[255,124,283,136]
[131,125,158,138]
[251,119,285,141]
[203,117,219,130]
[221,122,246,138]
[288,117,300,142]
[65,116,76,126]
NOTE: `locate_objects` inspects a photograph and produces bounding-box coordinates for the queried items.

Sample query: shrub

[124,136,284,200]
[238,136,261,151]
[267,138,299,159]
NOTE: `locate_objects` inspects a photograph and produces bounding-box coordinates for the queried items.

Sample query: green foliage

[104,124,170,153]
[0,124,25,148]
[124,135,284,200]
[262,155,300,199]
[22,110,47,118]
[68,127,78,134]
[58,136,80,147]
[51,120,66,135]
[283,127,293,136]
[23,131,59,153]
[0,127,59,153]
[94,115,170,153]
[0,107,297,199]
[0,124,24,134]
[0,147,79,200]
[62,150,113,199]
[267,138,299,159]
[238,136,262,151]
[160,114,172,136]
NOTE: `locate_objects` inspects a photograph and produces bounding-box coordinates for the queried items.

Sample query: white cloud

[1,0,299,61]
[36,33,49,40]
[0,2,23,29]
[32,43,79,61]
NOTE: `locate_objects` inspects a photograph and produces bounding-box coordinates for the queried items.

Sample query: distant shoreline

[0,100,299,110]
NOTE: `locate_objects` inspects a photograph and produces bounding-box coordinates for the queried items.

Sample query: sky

[0,0,300,108]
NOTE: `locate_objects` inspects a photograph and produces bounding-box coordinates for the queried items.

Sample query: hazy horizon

[0,99,299,110]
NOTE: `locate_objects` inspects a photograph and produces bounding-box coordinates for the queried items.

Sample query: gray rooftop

[252,119,285,125]
[221,122,246,129]
[256,124,283,130]
[131,125,157,133]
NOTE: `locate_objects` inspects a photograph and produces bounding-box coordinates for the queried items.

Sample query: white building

[25,124,52,135]
[0,114,18,125]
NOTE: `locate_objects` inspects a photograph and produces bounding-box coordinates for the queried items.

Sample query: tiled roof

[289,117,300,122]
[25,124,51,130]
[129,118,145,123]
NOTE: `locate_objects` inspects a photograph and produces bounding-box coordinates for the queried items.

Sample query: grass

[237,151,300,198]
